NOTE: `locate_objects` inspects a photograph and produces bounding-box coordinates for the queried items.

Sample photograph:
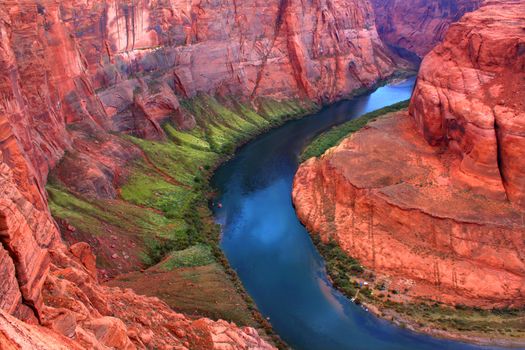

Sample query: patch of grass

[300,100,409,162]
[47,185,107,237]
[47,183,173,239]
[120,163,196,220]
[255,97,314,124]
[159,244,215,270]
[124,136,217,186]
[107,263,258,327]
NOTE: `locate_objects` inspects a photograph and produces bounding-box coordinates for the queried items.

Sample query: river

[211,78,501,350]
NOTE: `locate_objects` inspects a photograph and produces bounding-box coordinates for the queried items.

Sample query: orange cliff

[371,0,482,59]
[293,0,525,308]
[0,0,402,348]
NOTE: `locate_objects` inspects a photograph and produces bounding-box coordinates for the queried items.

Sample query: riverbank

[298,106,525,348]
[299,100,410,162]
[312,235,525,348]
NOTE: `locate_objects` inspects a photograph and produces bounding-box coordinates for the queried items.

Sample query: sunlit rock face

[409,0,525,206]
[371,0,483,59]
[293,0,525,309]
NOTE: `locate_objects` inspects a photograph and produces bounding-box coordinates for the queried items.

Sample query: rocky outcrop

[0,152,59,322]
[410,0,525,206]
[371,0,482,58]
[1,243,274,349]
[293,0,525,308]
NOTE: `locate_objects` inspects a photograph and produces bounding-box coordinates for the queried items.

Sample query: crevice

[0,211,41,323]
[494,117,510,201]
[250,0,289,99]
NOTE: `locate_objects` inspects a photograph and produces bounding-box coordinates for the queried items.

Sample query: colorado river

[211,78,500,350]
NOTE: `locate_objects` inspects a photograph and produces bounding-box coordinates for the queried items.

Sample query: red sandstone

[371,0,482,58]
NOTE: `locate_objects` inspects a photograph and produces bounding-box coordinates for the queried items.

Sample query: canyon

[1,0,521,348]
[0,0,402,348]
[294,0,525,317]
[371,0,483,59]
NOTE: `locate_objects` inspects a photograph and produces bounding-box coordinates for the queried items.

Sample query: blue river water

[211,78,502,350]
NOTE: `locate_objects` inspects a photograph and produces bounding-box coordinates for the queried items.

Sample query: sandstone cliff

[293,0,525,308]
[410,0,525,206]
[2,242,274,349]
[371,0,482,58]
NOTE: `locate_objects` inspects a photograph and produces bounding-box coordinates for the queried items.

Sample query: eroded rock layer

[293,0,525,308]
[371,0,482,58]
[3,243,274,349]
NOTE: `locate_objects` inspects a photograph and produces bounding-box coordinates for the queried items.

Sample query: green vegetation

[384,302,525,338]
[116,94,314,265]
[47,182,174,240]
[159,244,215,270]
[107,263,259,326]
[300,100,409,162]
[312,235,370,301]
[311,233,525,342]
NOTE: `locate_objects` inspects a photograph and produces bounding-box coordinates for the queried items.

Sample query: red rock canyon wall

[371,0,483,58]
[410,0,525,206]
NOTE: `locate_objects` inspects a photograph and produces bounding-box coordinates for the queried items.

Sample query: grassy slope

[48,94,315,346]
[301,104,525,344]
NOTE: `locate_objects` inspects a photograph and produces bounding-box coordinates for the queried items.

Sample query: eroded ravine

[211,78,502,350]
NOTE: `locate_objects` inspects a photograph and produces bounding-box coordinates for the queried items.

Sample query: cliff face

[62,0,394,103]
[293,0,525,308]
[371,0,482,58]
[0,0,398,347]
[410,0,525,206]
[2,243,274,349]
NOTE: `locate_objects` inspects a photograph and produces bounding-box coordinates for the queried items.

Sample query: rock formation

[410,0,525,206]
[293,0,525,308]
[61,0,395,104]
[3,243,274,349]
[371,0,482,58]
[0,0,400,347]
